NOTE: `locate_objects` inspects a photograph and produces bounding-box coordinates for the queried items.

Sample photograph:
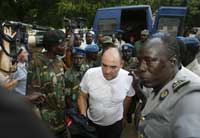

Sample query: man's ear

[169,57,177,65]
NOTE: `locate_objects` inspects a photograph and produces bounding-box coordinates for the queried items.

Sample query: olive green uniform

[27,53,68,137]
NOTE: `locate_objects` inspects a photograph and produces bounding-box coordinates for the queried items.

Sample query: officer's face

[86,33,93,44]
[101,49,122,80]
[122,49,133,60]
[74,35,82,47]
[73,55,85,67]
[137,38,174,89]
[141,34,148,42]
[53,42,66,56]
[86,52,98,60]
[97,34,103,43]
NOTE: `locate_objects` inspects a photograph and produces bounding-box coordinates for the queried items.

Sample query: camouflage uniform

[123,57,138,71]
[64,65,87,110]
[27,53,68,137]
[85,59,100,69]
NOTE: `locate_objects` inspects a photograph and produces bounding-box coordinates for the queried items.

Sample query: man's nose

[105,67,112,74]
[139,60,148,72]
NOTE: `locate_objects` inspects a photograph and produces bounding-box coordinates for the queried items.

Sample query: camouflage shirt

[123,57,138,71]
[27,53,66,134]
[64,65,87,109]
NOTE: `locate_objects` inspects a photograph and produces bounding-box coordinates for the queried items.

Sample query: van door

[152,6,187,37]
[93,7,121,36]
[93,5,153,42]
[120,5,152,42]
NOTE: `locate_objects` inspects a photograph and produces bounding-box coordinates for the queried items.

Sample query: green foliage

[0,0,199,29]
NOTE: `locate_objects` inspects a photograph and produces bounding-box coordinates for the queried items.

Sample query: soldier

[85,44,100,68]
[130,32,200,138]
[135,29,149,55]
[121,43,138,123]
[121,43,137,71]
[96,33,103,51]
[64,47,87,110]
[27,30,69,138]
[98,35,115,56]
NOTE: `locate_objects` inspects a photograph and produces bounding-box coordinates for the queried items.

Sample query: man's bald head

[102,47,122,64]
[101,47,122,80]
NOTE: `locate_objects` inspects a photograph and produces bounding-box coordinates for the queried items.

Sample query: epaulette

[172,80,190,93]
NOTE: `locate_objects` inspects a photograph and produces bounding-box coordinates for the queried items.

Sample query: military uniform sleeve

[173,92,200,138]
[79,70,89,94]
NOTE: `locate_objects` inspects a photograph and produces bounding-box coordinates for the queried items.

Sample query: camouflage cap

[141,29,149,35]
[102,36,113,44]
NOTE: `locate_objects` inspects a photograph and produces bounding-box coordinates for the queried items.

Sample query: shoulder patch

[159,89,169,101]
[172,80,190,93]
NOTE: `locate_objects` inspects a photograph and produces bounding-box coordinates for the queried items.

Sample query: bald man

[77,47,135,138]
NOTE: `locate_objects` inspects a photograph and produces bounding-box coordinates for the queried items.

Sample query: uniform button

[140,133,144,138]
[141,116,145,121]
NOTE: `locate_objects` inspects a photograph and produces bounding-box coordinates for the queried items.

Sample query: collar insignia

[159,89,169,101]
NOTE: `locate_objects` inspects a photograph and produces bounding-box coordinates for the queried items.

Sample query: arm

[77,91,89,116]
[123,96,132,119]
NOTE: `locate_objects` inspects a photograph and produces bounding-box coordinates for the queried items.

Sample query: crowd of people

[0,22,200,138]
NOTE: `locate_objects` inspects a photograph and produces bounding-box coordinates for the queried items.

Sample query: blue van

[93,5,187,42]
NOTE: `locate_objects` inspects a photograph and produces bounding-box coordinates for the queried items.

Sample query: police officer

[85,44,100,68]
[27,30,69,138]
[98,35,115,56]
[131,32,200,138]
[121,43,137,71]
[64,47,87,110]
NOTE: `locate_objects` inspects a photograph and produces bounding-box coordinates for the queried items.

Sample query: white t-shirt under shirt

[80,67,135,126]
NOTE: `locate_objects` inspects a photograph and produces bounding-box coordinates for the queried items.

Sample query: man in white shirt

[78,47,135,138]
[12,47,29,95]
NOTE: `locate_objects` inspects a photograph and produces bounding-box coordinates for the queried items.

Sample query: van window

[121,9,147,41]
[98,19,117,35]
[157,17,181,37]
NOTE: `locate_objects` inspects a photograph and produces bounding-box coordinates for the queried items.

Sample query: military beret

[71,47,86,55]
[183,37,200,47]
[117,29,124,33]
[102,36,113,44]
[122,43,134,50]
[43,30,66,48]
[85,44,99,53]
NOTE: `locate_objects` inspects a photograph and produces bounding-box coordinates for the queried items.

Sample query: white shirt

[12,62,27,95]
[80,67,135,126]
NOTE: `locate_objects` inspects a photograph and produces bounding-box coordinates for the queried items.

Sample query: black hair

[150,32,181,64]
[178,37,200,66]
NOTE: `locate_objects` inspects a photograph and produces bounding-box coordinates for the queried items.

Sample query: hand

[128,69,141,92]
[122,117,128,129]
[3,26,16,38]
[3,78,18,90]
[128,69,147,104]
[28,92,46,104]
